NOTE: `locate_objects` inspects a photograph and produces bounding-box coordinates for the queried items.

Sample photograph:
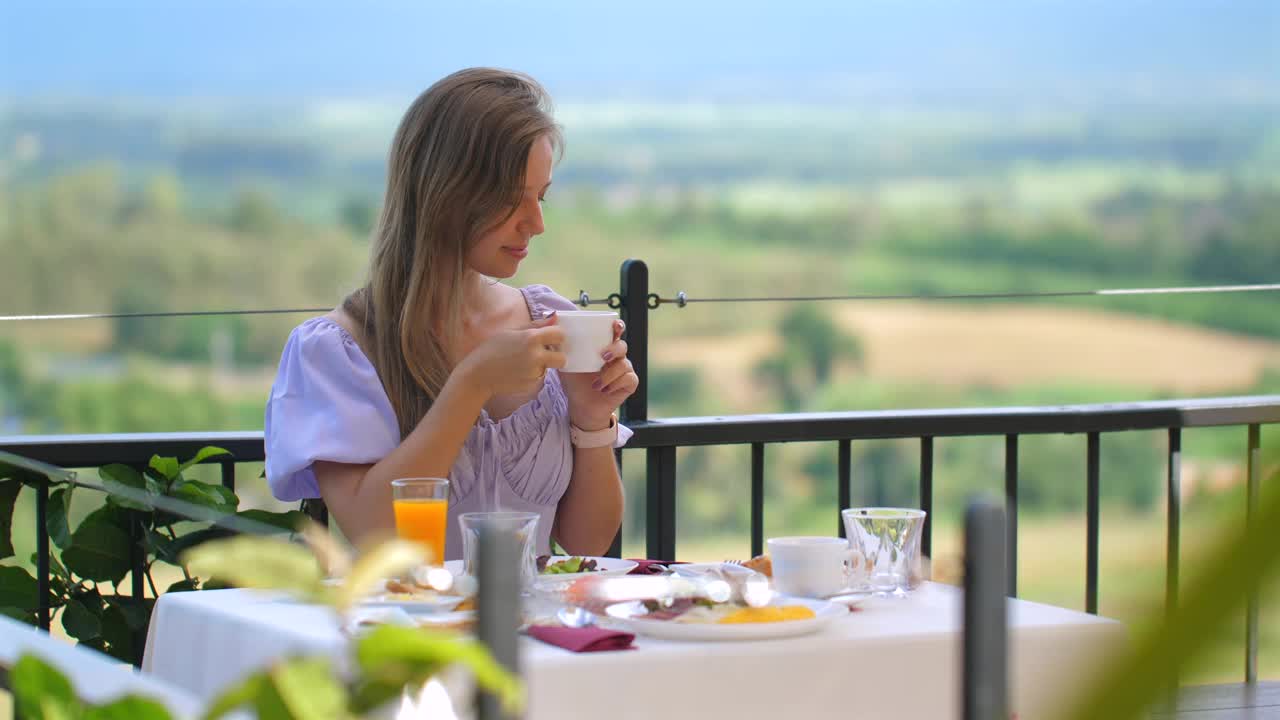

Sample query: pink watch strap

[570,413,618,448]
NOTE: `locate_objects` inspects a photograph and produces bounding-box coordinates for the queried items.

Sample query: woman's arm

[313,363,489,549]
[314,320,567,550]
[553,440,625,555]
[553,317,638,554]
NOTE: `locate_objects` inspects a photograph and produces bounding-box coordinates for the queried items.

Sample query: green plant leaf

[176,446,231,475]
[0,477,21,559]
[83,696,175,720]
[268,658,346,720]
[165,578,200,593]
[145,529,176,564]
[200,673,265,720]
[352,625,524,715]
[0,565,40,611]
[1064,474,1280,720]
[157,526,235,566]
[183,535,325,600]
[0,605,33,623]
[11,653,83,720]
[101,464,153,511]
[46,486,74,550]
[236,509,307,533]
[62,510,133,584]
[99,602,140,664]
[148,455,181,482]
[0,451,77,485]
[104,594,154,631]
[334,539,425,611]
[61,596,102,641]
[170,480,238,514]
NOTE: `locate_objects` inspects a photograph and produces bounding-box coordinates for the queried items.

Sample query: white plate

[442,556,639,584]
[604,595,847,641]
[359,591,466,614]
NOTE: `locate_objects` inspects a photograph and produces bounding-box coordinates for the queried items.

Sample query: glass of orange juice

[391,478,450,565]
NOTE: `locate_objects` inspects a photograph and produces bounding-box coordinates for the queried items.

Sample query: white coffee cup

[554,310,618,373]
[767,536,861,599]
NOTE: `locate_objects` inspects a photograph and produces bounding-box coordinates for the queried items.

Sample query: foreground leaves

[183,535,326,602]
[1062,471,1280,720]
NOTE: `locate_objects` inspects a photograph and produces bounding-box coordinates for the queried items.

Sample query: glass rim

[841,507,927,519]
[390,477,450,488]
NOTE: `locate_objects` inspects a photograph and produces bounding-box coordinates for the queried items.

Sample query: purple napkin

[526,625,636,652]
[626,559,684,575]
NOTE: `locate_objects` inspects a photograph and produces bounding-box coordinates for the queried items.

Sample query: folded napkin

[626,558,685,575]
[526,625,635,652]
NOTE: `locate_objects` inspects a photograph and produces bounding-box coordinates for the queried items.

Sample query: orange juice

[393,498,448,563]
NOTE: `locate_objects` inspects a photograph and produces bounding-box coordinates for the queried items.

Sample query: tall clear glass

[842,507,927,598]
[458,511,539,591]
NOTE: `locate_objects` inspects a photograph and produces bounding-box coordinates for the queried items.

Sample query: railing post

[1086,432,1101,615]
[1246,423,1260,684]
[129,509,147,667]
[1166,427,1182,705]
[1166,428,1181,619]
[646,446,677,561]
[619,259,649,425]
[36,480,50,631]
[920,437,934,561]
[751,443,765,558]
[963,497,1007,720]
[1005,434,1018,598]
[219,459,235,492]
[837,440,851,539]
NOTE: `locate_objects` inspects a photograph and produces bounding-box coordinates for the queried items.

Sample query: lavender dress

[263,284,632,559]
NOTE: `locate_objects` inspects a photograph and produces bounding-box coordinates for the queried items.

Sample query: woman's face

[466,134,553,279]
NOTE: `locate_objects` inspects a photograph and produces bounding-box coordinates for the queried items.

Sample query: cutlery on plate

[556,606,598,628]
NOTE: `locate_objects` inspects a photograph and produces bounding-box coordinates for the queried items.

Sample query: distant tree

[228,189,280,234]
[339,195,378,238]
[754,305,864,410]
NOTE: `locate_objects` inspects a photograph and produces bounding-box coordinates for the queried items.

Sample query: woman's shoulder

[280,312,372,367]
[519,284,580,317]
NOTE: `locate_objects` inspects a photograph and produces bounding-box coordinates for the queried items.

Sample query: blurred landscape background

[1,0,1278,684]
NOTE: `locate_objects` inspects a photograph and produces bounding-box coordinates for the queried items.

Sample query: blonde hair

[345,68,562,438]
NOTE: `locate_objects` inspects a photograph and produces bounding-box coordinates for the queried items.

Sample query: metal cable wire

[650,282,1280,307]
[2,282,1277,321]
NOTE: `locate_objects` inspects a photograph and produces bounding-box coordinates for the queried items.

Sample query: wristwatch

[570,412,619,448]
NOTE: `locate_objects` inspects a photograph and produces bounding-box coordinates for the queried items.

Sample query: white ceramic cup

[554,310,618,373]
[766,536,860,598]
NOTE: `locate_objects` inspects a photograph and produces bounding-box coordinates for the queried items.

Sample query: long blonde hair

[345,68,562,438]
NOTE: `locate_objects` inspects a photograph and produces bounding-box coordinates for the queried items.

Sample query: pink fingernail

[601,352,614,363]
[591,379,604,391]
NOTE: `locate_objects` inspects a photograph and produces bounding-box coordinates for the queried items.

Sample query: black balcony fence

[1,259,1278,687]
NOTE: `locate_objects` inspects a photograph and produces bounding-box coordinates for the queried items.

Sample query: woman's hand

[459,316,566,398]
[560,319,638,429]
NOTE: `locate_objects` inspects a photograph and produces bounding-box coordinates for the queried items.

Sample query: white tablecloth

[143,583,1125,719]
[0,615,202,719]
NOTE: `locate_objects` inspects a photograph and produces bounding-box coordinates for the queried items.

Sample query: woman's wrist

[569,407,615,431]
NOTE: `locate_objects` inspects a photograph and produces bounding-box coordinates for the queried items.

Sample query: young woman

[264,68,636,559]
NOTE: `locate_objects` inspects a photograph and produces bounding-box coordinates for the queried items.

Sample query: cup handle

[843,548,868,592]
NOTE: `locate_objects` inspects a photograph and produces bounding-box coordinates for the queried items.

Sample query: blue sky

[2,0,1276,102]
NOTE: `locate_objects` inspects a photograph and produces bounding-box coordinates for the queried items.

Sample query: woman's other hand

[460,315,566,397]
[560,319,638,429]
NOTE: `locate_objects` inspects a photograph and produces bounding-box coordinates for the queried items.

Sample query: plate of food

[358,577,471,614]
[442,556,638,584]
[604,595,846,641]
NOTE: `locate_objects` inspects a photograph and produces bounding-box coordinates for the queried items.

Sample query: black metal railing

[2,258,1276,685]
